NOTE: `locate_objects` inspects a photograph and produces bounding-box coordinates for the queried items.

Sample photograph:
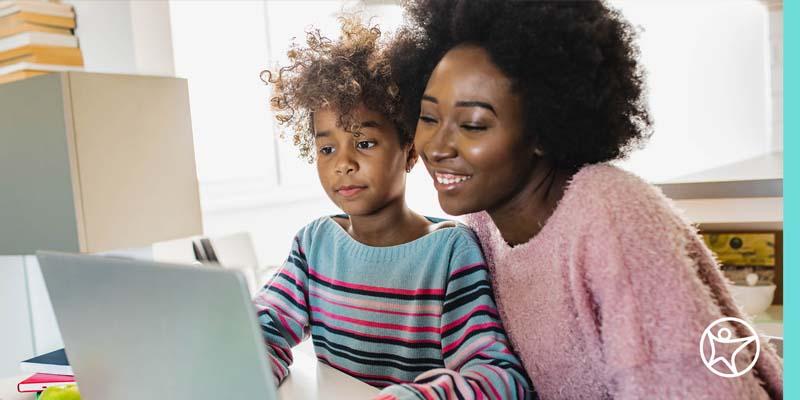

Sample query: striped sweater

[252,216,531,399]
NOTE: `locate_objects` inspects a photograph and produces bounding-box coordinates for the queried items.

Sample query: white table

[0,347,378,400]
[279,346,379,399]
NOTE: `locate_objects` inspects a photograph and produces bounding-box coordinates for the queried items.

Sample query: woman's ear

[405,143,418,173]
[528,137,545,157]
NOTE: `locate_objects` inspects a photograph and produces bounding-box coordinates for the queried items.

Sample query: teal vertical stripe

[785,0,797,396]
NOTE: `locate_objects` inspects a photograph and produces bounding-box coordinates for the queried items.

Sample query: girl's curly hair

[262,16,409,163]
[389,0,653,170]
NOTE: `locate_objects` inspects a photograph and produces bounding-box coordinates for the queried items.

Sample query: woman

[389,1,783,398]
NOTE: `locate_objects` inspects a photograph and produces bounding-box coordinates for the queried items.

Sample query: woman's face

[415,45,537,216]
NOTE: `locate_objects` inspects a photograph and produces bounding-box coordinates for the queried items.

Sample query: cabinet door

[66,72,203,253]
[0,74,82,255]
[0,256,34,376]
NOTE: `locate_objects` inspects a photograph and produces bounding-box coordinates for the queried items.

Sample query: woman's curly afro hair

[389,0,653,170]
[262,16,409,162]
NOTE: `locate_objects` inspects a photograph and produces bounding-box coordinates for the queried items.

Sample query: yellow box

[702,233,776,267]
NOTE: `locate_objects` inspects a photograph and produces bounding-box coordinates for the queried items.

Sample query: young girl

[254,18,530,400]
[392,1,783,399]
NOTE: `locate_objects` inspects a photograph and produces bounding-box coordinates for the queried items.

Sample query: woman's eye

[356,140,376,149]
[419,115,438,124]
[461,123,487,132]
[319,146,334,155]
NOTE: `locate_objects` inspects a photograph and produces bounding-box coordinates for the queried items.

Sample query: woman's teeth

[435,173,472,185]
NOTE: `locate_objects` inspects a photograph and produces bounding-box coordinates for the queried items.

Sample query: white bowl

[726,283,776,316]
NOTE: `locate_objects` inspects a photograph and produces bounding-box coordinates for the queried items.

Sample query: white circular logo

[700,317,760,378]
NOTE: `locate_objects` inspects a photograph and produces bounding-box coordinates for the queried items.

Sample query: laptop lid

[36,251,277,400]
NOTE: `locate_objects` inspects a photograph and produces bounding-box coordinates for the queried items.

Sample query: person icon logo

[700,317,760,378]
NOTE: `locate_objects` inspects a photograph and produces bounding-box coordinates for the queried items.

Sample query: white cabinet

[0,72,203,255]
[656,152,783,231]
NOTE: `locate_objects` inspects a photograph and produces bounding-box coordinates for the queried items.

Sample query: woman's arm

[585,189,782,399]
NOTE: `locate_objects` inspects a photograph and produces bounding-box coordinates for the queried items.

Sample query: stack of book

[17,348,76,398]
[0,0,82,84]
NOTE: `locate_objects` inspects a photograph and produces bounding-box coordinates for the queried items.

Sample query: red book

[17,373,75,392]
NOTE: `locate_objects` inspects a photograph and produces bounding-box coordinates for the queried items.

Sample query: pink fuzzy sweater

[466,164,783,399]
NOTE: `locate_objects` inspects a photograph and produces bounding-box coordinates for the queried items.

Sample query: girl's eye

[319,146,334,155]
[461,123,487,132]
[356,140,376,149]
[419,115,438,124]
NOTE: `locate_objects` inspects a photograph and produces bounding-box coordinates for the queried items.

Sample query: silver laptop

[36,251,277,400]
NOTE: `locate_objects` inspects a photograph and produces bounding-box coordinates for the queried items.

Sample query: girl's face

[415,45,538,216]
[314,105,414,216]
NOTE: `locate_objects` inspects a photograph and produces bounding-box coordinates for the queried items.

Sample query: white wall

[767,3,783,152]
[129,0,176,76]
[62,0,174,76]
[169,0,277,185]
[612,0,774,181]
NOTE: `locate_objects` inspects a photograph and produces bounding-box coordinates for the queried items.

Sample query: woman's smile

[432,171,472,191]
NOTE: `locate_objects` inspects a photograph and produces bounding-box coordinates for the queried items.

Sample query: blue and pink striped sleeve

[252,235,311,384]
[377,241,533,400]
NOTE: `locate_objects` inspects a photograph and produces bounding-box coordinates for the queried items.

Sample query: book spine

[19,362,74,376]
[0,23,72,38]
[18,382,75,392]
[0,12,76,29]
[0,31,77,52]
[0,49,83,67]
[0,44,80,60]
[0,3,75,19]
